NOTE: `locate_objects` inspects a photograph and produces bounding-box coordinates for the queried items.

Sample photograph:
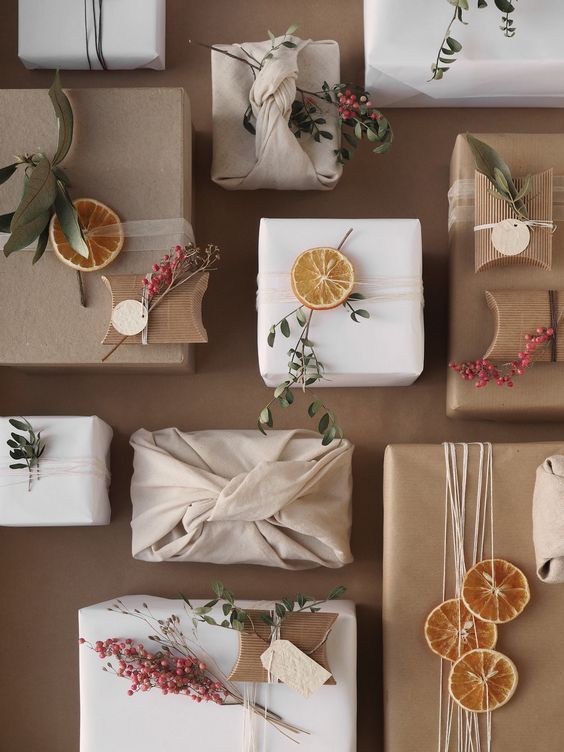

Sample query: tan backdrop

[2,1,564,750]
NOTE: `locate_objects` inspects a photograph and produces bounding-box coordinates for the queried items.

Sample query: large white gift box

[79,596,357,752]
[18,0,165,70]
[257,218,424,387]
[364,0,564,107]
[0,416,112,526]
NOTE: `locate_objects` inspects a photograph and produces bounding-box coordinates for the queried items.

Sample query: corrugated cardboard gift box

[384,442,564,752]
[447,133,564,419]
[0,87,194,370]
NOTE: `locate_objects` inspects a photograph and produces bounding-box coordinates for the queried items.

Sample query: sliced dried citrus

[50,197,124,271]
[290,247,354,310]
[462,559,530,624]
[424,598,497,662]
[449,648,518,712]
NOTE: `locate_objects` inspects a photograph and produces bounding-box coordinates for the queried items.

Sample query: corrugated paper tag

[260,639,331,698]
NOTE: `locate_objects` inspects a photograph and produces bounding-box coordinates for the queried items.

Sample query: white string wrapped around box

[0,218,194,254]
[447,176,564,230]
[440,442,494,752]
[0,456,110,488]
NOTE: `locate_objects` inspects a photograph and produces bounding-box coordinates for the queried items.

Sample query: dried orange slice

[449,648,518,712]
[50,197,124,271]
[424,598,497,662]
[462,559,530,624]
[290,247,354,310]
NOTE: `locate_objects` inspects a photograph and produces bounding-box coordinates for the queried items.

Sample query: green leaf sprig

[6,417,46,492]
[430,0,517,81]
[466,133,530,220]
[181,582,347,644]
[0,71,88,263]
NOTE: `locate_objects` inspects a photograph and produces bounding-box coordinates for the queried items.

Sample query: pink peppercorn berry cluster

[142,245,188,300]
[79,637,228,703]
[336,86,381,124]
[449,326,555,388]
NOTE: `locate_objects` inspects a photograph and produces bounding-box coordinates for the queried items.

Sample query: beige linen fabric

[130,428,353,568]
[211,36,342,191]
[533,455,564,582]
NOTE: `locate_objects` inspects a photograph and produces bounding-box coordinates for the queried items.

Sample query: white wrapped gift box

[257,218,424,387]
[0,416,112,526]
[365,0,564,107]
[18,0,165,70]
[79,596,357,752]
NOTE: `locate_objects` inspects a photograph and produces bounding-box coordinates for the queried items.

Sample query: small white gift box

[18,0,165,70]
[257,218,424,387]
[0,416,112,526]
[79,596,357,752]
[364,0,564,107]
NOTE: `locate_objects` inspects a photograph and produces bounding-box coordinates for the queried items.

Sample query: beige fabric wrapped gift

[533,455,564,583]
[130,428,353,568]
[211,36,342,191]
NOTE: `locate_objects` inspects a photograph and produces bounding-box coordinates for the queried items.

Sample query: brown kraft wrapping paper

[383,442,564,752]
[0,88,194,370]
[448,133,564,420]
[228,610,337,684]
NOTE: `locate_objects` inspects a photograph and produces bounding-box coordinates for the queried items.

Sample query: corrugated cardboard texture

[0,87,193,368]
[6,3,564,751]
[448,133,564,420]
[383,442,564,752]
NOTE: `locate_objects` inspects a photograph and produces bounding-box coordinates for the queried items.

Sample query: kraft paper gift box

[448,133,564,420]
[211,37,342,191]
[258,218,424,387]
[0,416,112,526]
[18,0,165,70]
[79,596,357,752]
[0,87,195,370]
[383,442,564,752]
[364,0,564,107]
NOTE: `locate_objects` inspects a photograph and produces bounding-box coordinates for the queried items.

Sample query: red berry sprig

[449,326,555,389]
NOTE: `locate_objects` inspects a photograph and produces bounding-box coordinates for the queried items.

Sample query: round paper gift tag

[491,218,530,256]
[111,299,148,336]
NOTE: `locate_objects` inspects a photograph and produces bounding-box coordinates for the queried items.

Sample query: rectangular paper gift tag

[261,639,332,698]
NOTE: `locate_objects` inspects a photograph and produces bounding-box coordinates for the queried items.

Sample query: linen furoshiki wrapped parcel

[130,428,353,568]
[364,0,564,107]
[0,415,112,526]
[211,36,342,191]
[384,442,564,752]
[79,596,357,752]
[19,0,165,70]
[447,134,564,420]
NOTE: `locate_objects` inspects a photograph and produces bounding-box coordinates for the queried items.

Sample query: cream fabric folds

[533,455,564,582]
[211,36,342,191]
[130,428,353,568]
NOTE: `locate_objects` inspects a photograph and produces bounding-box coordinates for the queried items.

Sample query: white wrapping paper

[364,0,564,107]
[257,218,424,387]
[0,416,112,526]
[79,596,357,752]
[18,0,165,70]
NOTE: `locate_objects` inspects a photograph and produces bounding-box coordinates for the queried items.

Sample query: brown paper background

[3,1,564,750]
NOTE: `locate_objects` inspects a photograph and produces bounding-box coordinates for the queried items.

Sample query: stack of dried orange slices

[424,558,530,713]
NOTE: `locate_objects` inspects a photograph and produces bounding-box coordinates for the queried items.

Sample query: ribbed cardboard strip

[101,273,208,344]
[474,169,553,272]
[484,289,564,361]
[228,610,337,684]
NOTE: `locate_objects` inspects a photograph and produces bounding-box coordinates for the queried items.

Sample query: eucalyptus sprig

[181,582,347,643]
[0,71,88,264]
[466,133,530,220]
[258,291,369,445]
[6,417,45,492]
[430,0,518,81]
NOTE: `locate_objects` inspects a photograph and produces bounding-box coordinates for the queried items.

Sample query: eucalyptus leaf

[10,156,56,231]
[4,210,50,256]
[285,22,299,35]
[49,71,74,165]
[33,223,49,264]
[0,212,14,233]
[318,413,330,433]
[280,318,290,337]
[308,400,322,417]
[54,180,89,257]
[0,163,18,187]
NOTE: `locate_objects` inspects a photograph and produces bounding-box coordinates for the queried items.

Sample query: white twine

[474,220,555,232]
[0,218,194,254]
[440,442,494,752]
[256,273,423,306]
[0,456,109,488]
